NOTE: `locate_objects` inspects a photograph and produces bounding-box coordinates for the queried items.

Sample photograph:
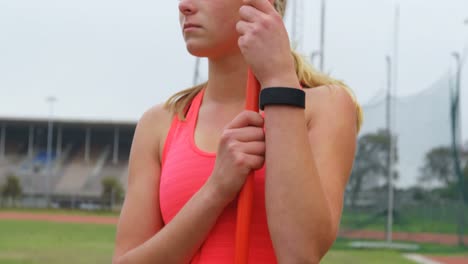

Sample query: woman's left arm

[236,1,358,261]
[263,84,358,264]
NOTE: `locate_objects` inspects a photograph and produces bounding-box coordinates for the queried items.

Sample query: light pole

[291,0,297,47]
[45,96,57,207]
[451,52,466,246]
[385,55,394,243]
[310,50,322,69]
[319,0,326,72]
[452,53,462,147]
[193,58,201,86]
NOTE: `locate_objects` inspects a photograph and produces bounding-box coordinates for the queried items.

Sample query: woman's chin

[185,39,237,59]
[186,45,210,57]
[187,50,207,57]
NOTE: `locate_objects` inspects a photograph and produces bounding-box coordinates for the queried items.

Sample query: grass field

[322,250,416,264]
[340,204,468,234]
[3,206,465,234]
[0,207,120,217]
[331,238,468,256]
[0,220,115,264]
[0,213,466,264]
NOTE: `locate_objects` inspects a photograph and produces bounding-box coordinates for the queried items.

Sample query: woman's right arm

[113,105,228,264]
[113,106,266,264]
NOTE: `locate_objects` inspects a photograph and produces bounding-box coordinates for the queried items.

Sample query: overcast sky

[0,0,467,140]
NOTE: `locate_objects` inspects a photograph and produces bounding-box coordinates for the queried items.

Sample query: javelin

[235,68,260,264]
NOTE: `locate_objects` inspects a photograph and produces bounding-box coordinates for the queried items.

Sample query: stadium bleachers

[0,141,26,186]
[81,160,128,197]
[54,145,92,195]
[55,144,117,197]
[0,118,134,208]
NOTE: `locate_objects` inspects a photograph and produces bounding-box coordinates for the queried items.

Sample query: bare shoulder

[138,103,173,133]
[136,103,174,162]
[304,84,358,132]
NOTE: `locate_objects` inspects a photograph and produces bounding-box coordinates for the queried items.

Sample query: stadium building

[0,116,135,209]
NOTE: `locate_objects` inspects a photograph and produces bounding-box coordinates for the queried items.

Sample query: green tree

[419,146,468,200]
[464,163,468,182]
[419,146,454,186]
[101,177,124,209]
[1,175,22,206]
[420,146,468,246]
[348,129,398,208]
[462,163,468,197]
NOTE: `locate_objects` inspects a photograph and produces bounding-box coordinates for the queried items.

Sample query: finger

[239,5,263,23]
[224,126,265,143]
[227,111,264,129]
[243,153,265,170]
[243,0,275,15]
[236,20,252,36]
[239,141,266,156]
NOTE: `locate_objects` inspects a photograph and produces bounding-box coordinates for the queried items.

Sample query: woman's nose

[178,0,197,16]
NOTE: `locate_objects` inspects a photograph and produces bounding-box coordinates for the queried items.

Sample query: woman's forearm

[115,182,226,264]
[264,104,334,264]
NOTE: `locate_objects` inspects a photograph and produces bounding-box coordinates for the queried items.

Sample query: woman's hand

[236,0,298,88]
[206,111,265,206]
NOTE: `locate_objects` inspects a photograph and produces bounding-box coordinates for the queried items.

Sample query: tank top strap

[185,87,205,125]
[162,88,205,165]
[161,113,178,166]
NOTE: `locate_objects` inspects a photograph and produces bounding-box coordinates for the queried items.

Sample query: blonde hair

[164,0,363,132]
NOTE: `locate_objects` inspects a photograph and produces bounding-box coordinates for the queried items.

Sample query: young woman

[113,0,363,263]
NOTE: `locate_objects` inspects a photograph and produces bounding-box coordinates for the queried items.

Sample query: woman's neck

[204,52,248,106]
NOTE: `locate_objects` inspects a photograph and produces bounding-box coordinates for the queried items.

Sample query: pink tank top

[159,88,277,263]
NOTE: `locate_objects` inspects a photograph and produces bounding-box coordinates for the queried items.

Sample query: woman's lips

[183,23,201,32]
